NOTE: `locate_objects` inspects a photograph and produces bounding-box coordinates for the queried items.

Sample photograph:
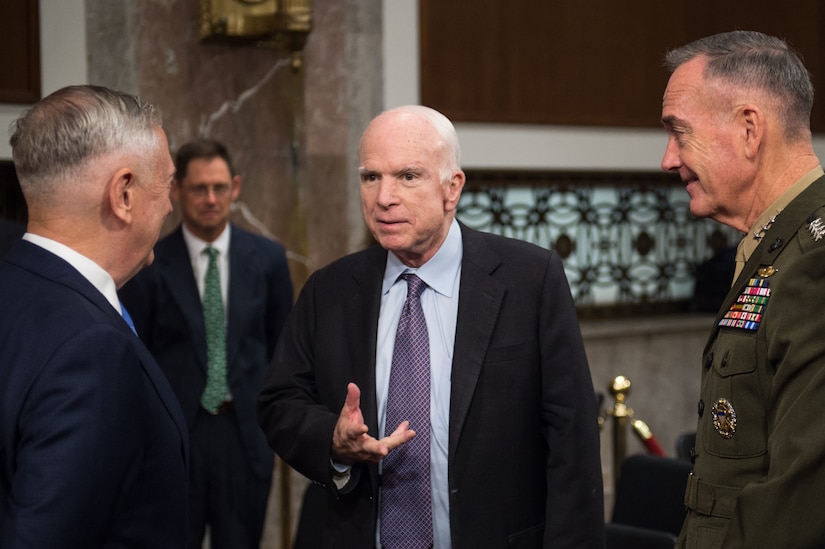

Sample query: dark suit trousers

[188,407,271,549]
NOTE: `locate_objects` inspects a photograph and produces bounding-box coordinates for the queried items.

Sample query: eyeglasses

[182,183,232,198]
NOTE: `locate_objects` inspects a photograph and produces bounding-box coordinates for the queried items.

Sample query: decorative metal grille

[456,171,741,316]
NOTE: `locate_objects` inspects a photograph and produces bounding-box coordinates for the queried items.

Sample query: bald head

[360,106,462,182]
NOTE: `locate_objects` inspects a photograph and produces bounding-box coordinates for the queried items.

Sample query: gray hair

[9,85,163,192]
[664,30,814,141]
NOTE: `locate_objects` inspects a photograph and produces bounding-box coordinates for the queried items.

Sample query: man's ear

[230,174,242,201]
[108,168,136,224]
[443,170,466,212]
[740,104,764,159]
[170,178,182,202]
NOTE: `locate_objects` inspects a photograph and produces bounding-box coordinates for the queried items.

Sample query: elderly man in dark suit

[0,85,187,547]
[120,139,293,549]
[258,105,604,548]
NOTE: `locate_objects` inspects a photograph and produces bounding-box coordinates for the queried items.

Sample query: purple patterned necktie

[380,273,433,549]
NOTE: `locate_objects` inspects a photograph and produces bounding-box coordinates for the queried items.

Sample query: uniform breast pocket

[701,331,768,459]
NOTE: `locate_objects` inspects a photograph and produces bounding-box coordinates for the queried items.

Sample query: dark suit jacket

[0,241,188,548]
[258,224,605,548]
[0,218,24,258]
[121,224,293,479]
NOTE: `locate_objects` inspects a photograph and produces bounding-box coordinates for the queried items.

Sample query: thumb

[344,382,361,412]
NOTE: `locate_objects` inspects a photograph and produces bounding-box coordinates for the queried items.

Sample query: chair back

[612,453,691,536]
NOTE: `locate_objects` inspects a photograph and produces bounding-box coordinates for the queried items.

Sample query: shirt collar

[181,223,231,258]
[382,218,463,297]
[22,233,121,312]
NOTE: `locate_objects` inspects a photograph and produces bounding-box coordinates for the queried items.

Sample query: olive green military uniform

[677,174,825,549]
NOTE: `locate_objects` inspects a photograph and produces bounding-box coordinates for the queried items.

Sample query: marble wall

[86,0,380,291]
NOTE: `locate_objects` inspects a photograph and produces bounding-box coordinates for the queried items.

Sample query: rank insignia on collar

[757,265,778,278]
[808,217,825,241]
[712,398,737,439]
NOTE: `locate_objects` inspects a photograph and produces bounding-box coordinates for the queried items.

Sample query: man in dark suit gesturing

[121,139,293,549]
[258,106,604,548]
[0,85,188,547]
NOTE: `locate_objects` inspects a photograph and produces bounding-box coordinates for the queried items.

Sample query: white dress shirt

[180,223,231,312]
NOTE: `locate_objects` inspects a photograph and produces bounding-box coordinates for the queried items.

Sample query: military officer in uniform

[661,30,825,548]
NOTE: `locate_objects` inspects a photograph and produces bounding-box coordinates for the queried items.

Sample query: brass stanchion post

[608,375,633,487]
[279,457,291,549]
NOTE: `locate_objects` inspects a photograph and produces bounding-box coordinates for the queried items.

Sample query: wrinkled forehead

[361,112,445,164]
[662,58,723,117]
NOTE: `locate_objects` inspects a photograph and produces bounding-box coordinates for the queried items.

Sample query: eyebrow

[358,165,423,177]
[661,114,683,127]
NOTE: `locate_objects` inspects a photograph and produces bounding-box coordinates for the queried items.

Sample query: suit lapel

[449,227,505,458]
[158,228,208,369]
[226,227,251,368]
[132,333,190,457]
[346,246,386,438]
[339,246,386,491]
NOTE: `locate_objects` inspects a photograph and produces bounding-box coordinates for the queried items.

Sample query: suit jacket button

[698,400,705,417]
[704,353,713,370]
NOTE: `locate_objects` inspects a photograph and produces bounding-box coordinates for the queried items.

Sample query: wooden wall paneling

[0,0,41,104]
[420,0,825,131]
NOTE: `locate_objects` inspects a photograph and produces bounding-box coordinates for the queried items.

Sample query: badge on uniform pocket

[712,398,737,439]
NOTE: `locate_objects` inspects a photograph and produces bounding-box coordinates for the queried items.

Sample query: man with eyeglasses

[120,139,294,549]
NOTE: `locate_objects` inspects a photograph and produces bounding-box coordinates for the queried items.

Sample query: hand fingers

[382,421,416,451]
[333,385,419,463]
[360,435,390,459]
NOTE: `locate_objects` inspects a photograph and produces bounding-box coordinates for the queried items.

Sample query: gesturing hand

[331,382,416,465]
